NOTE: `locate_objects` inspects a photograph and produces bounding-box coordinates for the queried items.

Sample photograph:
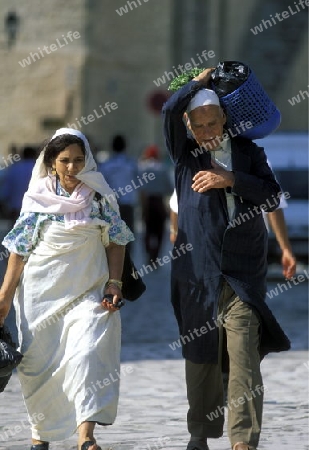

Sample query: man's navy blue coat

[163,80,291,364]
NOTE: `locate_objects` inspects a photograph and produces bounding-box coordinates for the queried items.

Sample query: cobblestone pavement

[0,222,308,449]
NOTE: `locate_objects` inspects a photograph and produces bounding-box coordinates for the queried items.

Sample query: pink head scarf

[21,128,119,229]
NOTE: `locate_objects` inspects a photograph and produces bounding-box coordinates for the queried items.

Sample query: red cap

[143,145,160,159]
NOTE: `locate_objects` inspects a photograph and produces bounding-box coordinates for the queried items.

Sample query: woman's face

[52,144,85,193]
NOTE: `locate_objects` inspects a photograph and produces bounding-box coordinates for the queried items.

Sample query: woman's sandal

[81,441,102,450]
[30,444,49,450]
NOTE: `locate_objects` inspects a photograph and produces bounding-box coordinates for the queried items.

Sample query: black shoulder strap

[94,192,103,217]
[94,192,102,201]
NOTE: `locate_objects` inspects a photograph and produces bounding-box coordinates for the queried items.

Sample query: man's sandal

[81,441,102,450]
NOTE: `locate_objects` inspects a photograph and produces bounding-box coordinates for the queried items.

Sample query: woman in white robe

[0,128,134,450]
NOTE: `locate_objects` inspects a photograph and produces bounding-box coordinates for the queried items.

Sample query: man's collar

[217,136,230,152]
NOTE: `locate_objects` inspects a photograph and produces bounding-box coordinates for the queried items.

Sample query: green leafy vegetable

[168,68,205,92]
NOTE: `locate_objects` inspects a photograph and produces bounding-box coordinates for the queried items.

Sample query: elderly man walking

[162,68,290,450]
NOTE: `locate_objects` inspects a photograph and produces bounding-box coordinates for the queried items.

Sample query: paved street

[0,221,308,449]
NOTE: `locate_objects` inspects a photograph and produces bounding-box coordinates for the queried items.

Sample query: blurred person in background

[0,169,7,219]
[138,145,172,262]
[2,146,37,223]
[98,135,137,250]
[263,159,296,279]
[169,189,178,244]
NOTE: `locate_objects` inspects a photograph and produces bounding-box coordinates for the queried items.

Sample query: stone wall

[0,0,173,159]
[0,0,86,157]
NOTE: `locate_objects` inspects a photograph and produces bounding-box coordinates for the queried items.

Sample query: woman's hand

[104,243,125,311]
[0,293,12,326]
[101,284,123,312]
[0,252,25,326]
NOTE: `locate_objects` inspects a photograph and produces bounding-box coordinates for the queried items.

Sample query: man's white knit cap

[187,88,221,113]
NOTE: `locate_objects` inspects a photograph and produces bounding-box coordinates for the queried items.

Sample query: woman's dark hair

[43,134,86,167]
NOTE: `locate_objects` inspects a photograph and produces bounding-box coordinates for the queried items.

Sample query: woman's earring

[51,167,57,176]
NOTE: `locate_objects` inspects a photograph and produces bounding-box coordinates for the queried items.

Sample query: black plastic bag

[211,61,250,97]
[0,325,23,392]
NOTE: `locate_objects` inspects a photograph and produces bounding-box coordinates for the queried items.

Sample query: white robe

[14,220,121,441]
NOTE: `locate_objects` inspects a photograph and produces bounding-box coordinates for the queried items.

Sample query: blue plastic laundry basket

[211,68,281,140]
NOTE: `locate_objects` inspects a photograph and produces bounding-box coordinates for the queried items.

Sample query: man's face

[187,105,226,151]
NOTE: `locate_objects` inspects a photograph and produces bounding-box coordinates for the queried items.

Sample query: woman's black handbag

[0,325,23,392]
[121,247,146,301]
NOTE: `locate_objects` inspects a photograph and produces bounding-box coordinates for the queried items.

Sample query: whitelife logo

[250,0,309,35]
[18,31,81,68]
[288,85,309,106]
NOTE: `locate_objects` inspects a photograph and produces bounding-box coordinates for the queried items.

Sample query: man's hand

[267,209,297,280]
[193,68,215,87]
[192,161,235,193]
